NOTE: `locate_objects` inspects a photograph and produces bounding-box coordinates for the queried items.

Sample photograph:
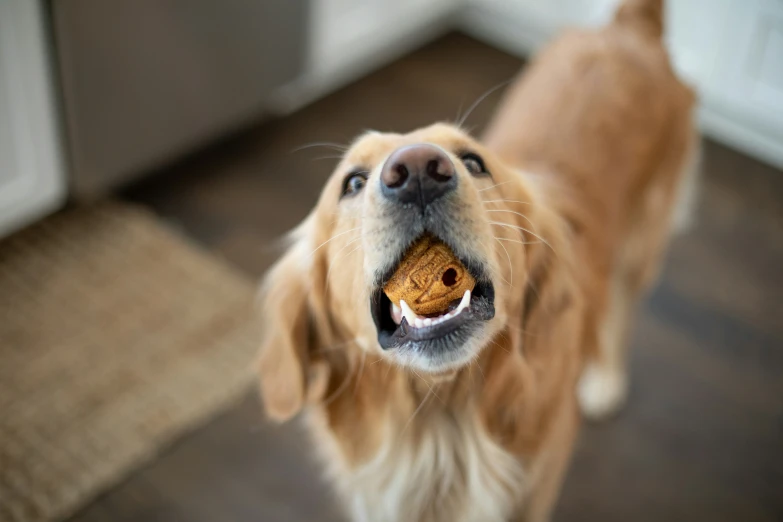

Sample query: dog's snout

[381,144,456,207]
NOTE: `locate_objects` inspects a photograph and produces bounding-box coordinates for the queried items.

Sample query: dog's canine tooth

[391,302,403,325]
[400,300,418,327]
[455,290,471,315]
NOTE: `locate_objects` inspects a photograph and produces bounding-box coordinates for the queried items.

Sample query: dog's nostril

[427,158,452,183]
[426,160,439,177]
[384,163,409,188]
[395,164,409,185]
[442,268,457,287]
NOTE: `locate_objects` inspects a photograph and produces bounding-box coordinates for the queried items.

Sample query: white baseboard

[698,101,783,171]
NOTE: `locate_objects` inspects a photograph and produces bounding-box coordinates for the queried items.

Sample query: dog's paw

[577,362,627,421]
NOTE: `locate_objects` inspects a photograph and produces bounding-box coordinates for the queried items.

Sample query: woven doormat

[0,203,259,522]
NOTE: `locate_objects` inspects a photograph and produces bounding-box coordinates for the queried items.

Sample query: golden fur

[257,1,696,520]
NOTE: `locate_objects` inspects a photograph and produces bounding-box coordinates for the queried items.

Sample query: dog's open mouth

[371,236,495,352]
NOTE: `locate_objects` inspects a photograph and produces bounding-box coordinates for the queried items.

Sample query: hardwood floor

[69,33,783,521]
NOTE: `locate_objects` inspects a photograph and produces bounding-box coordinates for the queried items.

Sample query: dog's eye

[341,171,368,198]
[460,153,489,177]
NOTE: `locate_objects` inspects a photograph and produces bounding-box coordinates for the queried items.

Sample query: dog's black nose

[380,144,456,207]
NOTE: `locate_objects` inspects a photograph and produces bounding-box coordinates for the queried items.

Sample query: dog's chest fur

[308,406,525,522]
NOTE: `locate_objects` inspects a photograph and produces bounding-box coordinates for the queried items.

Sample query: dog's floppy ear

[482,199,585,453]
[257,222,330,422]
[520,239,584,364]
[518,197,587,382]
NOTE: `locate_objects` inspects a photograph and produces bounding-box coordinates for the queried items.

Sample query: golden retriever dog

[257,0,697,520]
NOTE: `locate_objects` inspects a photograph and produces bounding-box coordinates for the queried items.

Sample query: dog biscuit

[383,235,475,316]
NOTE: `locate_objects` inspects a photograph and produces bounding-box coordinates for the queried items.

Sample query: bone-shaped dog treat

[383,235,475,316]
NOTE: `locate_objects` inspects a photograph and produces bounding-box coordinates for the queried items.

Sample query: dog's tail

[613,0,665,39]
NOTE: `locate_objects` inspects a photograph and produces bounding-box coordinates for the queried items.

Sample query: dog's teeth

[391,302,402,325]
[399,300,418,327]
[396,292,471,330]
[455,289,471,315]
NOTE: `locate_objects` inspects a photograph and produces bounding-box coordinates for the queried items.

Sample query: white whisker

[477,237,510,286]
[308,227,362,258]
[454,97,466,125]
[494,236,541,246]
[401,388,433,437]
[291,141,348,153]
[410,368,444,404]
[482,199,531,206]
[485,208,537,230]
[353,349,367,395]
[322,343,362,406]
[469,357,487,382]
[493,236,513,288]
[322,372,352,406]
[488,337,511,355]
[489,221,555,254]
[476,360,487,381]
[477,180,513,192]
[324,238,362,295]
[457,80,512,127]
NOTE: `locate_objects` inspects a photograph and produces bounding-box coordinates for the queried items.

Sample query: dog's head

[258,123,566,421]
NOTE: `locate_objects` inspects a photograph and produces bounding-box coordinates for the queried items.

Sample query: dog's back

[484,0,694,224]
[484,0,698,418]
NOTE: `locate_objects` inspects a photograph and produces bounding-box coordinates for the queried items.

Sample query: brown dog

[257,0,697,520]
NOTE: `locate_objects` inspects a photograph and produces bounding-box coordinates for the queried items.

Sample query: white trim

[457,0,783,171]
[698,97,783,170]
[0,0,66,238]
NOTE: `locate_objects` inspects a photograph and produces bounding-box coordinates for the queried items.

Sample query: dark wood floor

[71,33,783,522]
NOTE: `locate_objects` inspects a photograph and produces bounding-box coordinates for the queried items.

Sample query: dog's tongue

[383,235,475,316]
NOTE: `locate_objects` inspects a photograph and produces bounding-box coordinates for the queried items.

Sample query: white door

[0,0,66,238]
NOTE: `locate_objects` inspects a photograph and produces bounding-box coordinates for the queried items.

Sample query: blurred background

[0,1,781,521]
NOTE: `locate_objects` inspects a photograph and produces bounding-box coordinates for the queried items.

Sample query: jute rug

[0,203,259,522]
